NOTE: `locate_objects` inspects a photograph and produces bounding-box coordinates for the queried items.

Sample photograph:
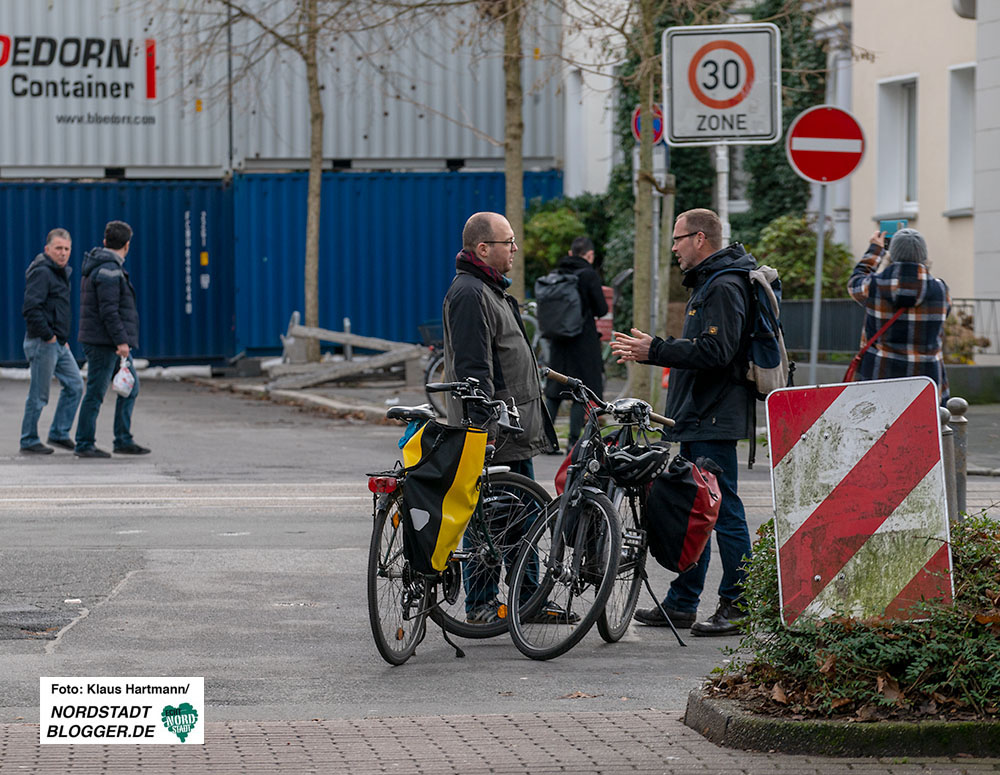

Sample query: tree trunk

[503,0,525,301]
[303,0,324,362]
[629,0,656,403]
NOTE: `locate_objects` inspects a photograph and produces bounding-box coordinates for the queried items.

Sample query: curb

[187,378,391,423]
[683,689,1000,758]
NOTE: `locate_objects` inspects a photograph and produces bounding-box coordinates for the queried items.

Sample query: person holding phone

[847,227,951,400]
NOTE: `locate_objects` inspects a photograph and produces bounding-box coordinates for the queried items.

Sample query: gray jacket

[442,256,557,463]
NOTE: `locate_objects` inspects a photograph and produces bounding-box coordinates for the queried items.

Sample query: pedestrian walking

[74,220,150,458]
[541,237,609,450]
[611,208,754,636]
[20,228,84,455]
[442,211,559,624]
[847,228,951,401]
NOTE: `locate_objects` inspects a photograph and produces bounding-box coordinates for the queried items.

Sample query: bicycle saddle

[385,404,436,423]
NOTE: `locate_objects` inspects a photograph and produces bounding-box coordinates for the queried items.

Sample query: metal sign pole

[808,183,827,384]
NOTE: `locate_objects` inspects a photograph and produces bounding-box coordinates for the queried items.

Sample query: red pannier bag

[645,455,722,573]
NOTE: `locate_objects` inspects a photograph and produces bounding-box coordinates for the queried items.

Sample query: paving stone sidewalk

[4,711,998,774]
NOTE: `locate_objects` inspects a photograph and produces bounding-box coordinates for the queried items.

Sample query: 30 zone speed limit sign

[663,23,781,146]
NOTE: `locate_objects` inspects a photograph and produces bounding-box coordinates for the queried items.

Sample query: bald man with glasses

[612,208,755,637]
[442,211,559,625]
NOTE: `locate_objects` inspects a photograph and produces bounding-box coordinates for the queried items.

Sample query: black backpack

[534,270,584,339]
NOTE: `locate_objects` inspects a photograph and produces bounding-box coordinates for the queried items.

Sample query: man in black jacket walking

[74,220,149,458]
[612,208,754,636]
[20,228,84,454]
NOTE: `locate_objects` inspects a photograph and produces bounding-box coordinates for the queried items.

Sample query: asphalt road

[0,378,776,724]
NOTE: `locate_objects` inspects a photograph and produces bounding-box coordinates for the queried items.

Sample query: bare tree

[169,0,388,361]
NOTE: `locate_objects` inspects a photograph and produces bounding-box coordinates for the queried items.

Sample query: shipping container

[0,0,229,177]
[230,2,564,169]
[2,0,567,176]
[233,170,563,354]
[0,179,234,364]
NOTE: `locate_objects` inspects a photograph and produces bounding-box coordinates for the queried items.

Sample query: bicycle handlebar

[543,368,674,428]
[425,378,524,436]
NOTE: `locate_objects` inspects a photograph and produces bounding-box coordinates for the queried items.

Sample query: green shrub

[521,208,586,291]
[720,513,1000,719]
[753,215,855,300]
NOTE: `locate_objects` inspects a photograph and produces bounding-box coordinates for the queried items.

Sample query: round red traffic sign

[631,103,664,145]
[687,40,755,109]
[786,105,865,183]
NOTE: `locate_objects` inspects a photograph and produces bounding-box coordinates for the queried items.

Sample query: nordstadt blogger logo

[40,677,204,745]
[0,34,156,99]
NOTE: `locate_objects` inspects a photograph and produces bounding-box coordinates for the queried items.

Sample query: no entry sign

[766,378,953,627]
[786,105,865,183]
[663,23,781,146]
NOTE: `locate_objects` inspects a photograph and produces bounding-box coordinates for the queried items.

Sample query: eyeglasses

[672,231,700,245]
[482,238,517,249]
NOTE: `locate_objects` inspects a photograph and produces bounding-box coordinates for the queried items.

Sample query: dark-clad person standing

[542,236,609,450]
[20,228,84,454]
[74,220,150,458]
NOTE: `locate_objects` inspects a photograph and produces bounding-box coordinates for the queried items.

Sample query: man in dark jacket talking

[20,228,84,454]
[612,208,753,636]
[74,220,149,458]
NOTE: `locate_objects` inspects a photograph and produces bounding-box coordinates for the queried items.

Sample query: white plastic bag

[112,357,135,397]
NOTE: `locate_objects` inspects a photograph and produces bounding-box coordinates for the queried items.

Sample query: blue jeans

[20,338,84,448]
[663,440,752,614]
[75,345,139,451]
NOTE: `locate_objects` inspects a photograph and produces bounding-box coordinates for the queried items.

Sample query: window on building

[876,76,919,216]
[947,64,975,214]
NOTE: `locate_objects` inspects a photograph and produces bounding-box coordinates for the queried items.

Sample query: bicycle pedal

[622,529,645,548]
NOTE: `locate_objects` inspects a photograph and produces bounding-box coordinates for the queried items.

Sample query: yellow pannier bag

[400,420,488,573]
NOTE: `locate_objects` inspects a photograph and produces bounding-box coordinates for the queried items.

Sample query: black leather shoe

[114,443,151,455]
[691,598,746,637]
[74,447,111,458]
[20,443,54,455]
[634,605,696,628]
[47,437,75,451]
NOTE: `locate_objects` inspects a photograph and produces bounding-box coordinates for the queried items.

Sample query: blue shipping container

[0,180,234,364]
[233,170,562,354]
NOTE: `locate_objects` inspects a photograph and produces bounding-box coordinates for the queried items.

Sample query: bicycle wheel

[428,472,550,639]
[508,490,621,660]
[367,492,430,665]
[424,351,447,417]
[597,488,647,643]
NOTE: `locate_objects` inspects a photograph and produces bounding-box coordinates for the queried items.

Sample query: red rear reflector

[368,476,398,493]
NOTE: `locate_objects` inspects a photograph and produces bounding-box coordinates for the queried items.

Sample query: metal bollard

[946,397,969,518]
[939,406,957,522]
[343,317,352,361]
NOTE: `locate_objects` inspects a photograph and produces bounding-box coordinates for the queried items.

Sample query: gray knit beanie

[890,228,928,263]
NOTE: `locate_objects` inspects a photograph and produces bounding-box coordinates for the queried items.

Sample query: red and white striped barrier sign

[766,377,953,627]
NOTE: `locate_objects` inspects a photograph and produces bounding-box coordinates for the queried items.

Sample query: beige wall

[849,0,977,297]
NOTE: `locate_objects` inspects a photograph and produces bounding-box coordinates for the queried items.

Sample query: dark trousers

[75,345,139,451]
[663,439,752,614]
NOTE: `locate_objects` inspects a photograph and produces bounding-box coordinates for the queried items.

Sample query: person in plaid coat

[848,228,951,401]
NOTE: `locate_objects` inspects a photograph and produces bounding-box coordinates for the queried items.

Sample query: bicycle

[596,402,684,644]
[366,378,551,665]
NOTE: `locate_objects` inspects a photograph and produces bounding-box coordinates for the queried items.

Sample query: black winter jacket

[643,244,755,442]
[78,247,139,349]
[23,254,73,345]
[543,254,608,397]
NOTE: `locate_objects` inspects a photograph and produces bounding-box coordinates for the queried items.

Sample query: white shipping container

[1,0,568,175]
[228,3,564,169]
[0,0,229,176]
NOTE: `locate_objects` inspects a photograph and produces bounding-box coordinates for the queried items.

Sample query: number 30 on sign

[663,23,781,146]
